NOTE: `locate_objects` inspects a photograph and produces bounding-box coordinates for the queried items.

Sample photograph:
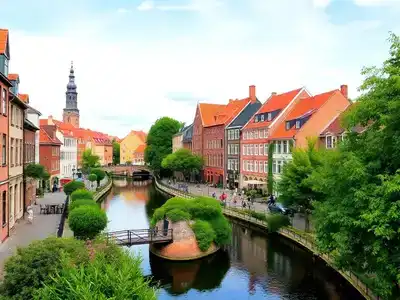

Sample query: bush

[88,173,97,184]
[192,220,215,252]
[209,217,232,246]
[166,208,191,222]
[0,237,88,300]
[69,199,98,211]
[266,214,290,232]
[90,168,106,186]
[70,189,93,202]
[63,180,85,195]
[34,248,156,300]
[69,206,108,240]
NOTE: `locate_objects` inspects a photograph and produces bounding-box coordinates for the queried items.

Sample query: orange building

[132,144,146,165]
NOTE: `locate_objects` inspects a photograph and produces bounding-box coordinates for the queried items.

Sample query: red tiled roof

[8,74,19,81]
[122,130,147,143]
[0,29,8,55]
[134,144,146,153]
[39,128,62,145]
[244,88,303,129]
[270,90,337,139]
[320,103,364,136]
[199,98,249,127]
[18,94,29,103]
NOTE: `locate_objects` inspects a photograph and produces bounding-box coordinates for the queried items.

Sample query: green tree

[24,163,46,179]
[144,117,182,174]
[81,149,100,174]
[69,206,108,240]
[161,148,203,179]
[90,168,106,187]
[309,33,400,298]
[88,173,97,189]
[112,139,120,165]
[63,180,85,195]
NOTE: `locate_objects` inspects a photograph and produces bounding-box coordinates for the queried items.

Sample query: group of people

[212,191,254,209]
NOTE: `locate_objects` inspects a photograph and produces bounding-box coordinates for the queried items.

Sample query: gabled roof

[0,29,9,57]
[39,127,62,145]
[18,94,29,103]
[24,119,39,131]
[270,90,337,139]
[198,98,250,128]
[243,88,303,130]
[134,144,146,153]
[320,103,364,136]
[122,130,147,143]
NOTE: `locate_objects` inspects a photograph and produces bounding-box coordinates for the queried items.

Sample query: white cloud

[137,0,155,11]
[137,0,222,12]
[313,0,331,8]
[6,0,395,137]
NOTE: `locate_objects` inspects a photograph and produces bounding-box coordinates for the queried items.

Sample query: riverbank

[154,177,378,300]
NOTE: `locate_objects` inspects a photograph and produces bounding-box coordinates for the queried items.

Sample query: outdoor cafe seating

[40,203,65,215]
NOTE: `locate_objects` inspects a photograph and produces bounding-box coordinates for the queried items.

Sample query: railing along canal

[154,178,380,300]
[106,228,173,246]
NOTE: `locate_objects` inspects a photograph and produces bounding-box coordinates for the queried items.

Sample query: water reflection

[102,180,363,300]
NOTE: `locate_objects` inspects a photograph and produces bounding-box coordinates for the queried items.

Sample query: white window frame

[264,161,268,173]
[259,161,263,173]
[259,144,263,156]
[235,129,239,139]
[255,130,259,139]
[255,115,258,122]
[295,120,301,129]
[254,161,258,172]
[286,122,291,130]
[260,115,264,121]
[326,136,333,149]
[255,145,259,155]
[264,143,268,156]
[267,112,272,121]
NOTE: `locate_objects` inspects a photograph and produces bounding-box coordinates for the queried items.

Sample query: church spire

[63,61,80,127]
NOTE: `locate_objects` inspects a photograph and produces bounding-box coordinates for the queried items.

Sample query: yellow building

[120,130,147,164]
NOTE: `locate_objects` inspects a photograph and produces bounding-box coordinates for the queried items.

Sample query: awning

[244,180,266,185]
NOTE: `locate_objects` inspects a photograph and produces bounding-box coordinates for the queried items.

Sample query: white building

[57,130,77,179]
[26,106,41,163]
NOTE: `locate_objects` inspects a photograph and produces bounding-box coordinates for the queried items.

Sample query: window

[277,160,283,174]
[254,161,258,172]
[264,161,268,173]
[283,140,288,153]
[243,145,246,155]
[250,131,254,139]
[277,141,281,153]
[235,129,239,140]
[250,161,253,172]
[2,191,6,226]
[255,116,258,122]
[2,134,6,165]
[272,160,277,174]
[326,136,332,149]
[254,130,258,139]
[234,144,239,155]
[267,112,272,121]
[295,120,301,129]
[2,88,6,115]
[234,159,238,171]
[263,129,267,138]
[260,115,264,121]
[286,122,291,130]
[228,144,231,155]
[255,145,258,155]
[250,145,253,155]
[259,144,263,156]
[10,138,14,166]
[264,143,268,155]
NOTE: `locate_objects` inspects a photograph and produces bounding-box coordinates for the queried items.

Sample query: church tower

[63,61,80,127]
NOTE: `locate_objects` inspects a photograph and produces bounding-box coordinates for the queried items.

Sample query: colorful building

[24,118,39,208]
[193,85,255,185]
[90,131,113,166]
[132,144,145,165]
[268,85,351,182]
[8,93,28,228]
[39,125,62,188]
[120,130,147,164]
[240,88,310,188]
[182,124,193,151]
[173,125,193,153]
[63,62,80,128]
[0,28,11,242]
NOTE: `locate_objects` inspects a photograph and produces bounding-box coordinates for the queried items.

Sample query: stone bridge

[103,165,150,174]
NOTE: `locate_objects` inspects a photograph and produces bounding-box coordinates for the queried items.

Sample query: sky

[1,0,399,137]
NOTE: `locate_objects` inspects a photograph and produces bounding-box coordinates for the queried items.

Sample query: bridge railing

[106,228,173,245]
[155,178,194,199]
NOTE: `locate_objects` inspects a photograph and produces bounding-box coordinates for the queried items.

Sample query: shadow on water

[103,179,364,300]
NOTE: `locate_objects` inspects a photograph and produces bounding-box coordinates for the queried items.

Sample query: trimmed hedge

[69,206,108,240]
[70,189,93,202]
[191,220,215,252]
[69,199,98,211]
[63,180,85,195]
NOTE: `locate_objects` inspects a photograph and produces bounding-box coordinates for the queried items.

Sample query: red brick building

[193,86,254,185]
[24,119,39,207]
[39,126,62,188]
[0,29,12,242]
[240,88,309,188]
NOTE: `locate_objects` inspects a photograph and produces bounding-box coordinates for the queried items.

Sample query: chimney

[229,99,233,103]
[249,85,256,103]
[271,92,277,96]
[340,84,348,99]
[48,115,53,125]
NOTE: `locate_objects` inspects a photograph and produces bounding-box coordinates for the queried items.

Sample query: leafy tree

[277,138,324,232]
[63,180,85,195]
[81,149,100,174]
[24,163,46,179]
[112,139,120,165]
[90,168,106,187]
[161,148,203,179]
[309,33,400,298]
[145,117,182,174]
[88,173,97,189]
[69,206,108,240]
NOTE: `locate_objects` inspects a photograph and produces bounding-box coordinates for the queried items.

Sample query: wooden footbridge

[106,229,173,246]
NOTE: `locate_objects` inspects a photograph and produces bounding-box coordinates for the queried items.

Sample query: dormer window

[295,120,301,129]
[260,115,264,122]
[255,116,258,122]
[267,112,272,121]
[286,122,291,130]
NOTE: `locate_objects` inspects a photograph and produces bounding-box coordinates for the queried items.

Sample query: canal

[101,178,363,300]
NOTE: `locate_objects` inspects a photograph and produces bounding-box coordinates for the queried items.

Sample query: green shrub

[69,206,108,240]
[34,249,156,300]
[189,196,222,220]
[0,237,88,300]
[192,220,215,252]
[88,173,97,183]
[63,180,85,195]
[90,168,106,186]
[69,199,98,211]
[70,189,93,202]
[249,210,268,222]
[166,208,191,222]
[209,216,232,246]
[266,214,290,232]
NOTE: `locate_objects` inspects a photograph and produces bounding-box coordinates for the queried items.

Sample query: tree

[112,139,120,165]
[161,148,203,179]
[81,149,100,174]
[144,117,182,174]
[277,138,324,232]
[24,163,46,179]
[63,180,85,195]
[308,33,400,298]
[90,168,106,187]
[69,206,108,240]
[88,173,97,189]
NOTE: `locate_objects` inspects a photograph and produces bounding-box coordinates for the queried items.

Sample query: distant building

[39,125,62,189]
[132,144,146,165]
[63,62,80,128]
[120,130,147,164]
[182,123,193,151]
[24,118,39,208]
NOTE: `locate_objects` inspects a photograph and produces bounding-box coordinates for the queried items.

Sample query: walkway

[0,192,66,277]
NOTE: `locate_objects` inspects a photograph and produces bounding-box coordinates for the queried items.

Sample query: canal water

[101,178,363,300]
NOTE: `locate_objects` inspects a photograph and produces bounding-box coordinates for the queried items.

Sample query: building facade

[240,88,309,188]
[225,96,262,189]
[25,101,41,164]
[120,130,147,164]
[0,29,11,241]
[182,123,193,151]
[269,86,351,183]
[59,131,77,179]
[23,119,39,208]
[8,95,27,228]
[132,144,145,165]
[39,126,62,188]
[63,62,79,128]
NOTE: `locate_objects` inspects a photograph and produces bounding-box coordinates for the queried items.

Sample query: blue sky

[1,0,399,137]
